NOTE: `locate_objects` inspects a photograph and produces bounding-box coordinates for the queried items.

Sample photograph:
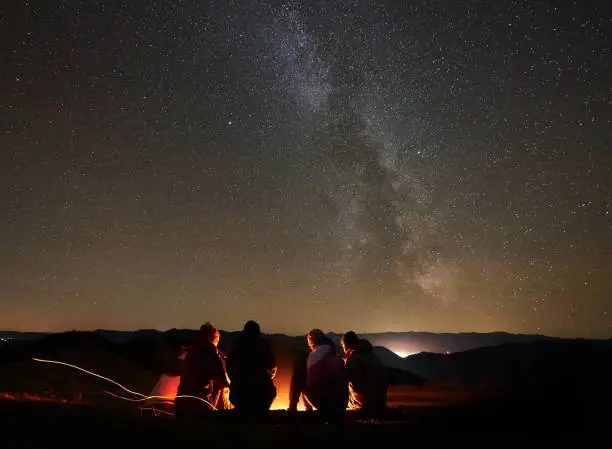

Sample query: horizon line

[0,327,609,340]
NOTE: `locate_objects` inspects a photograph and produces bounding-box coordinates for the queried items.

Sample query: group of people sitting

[289,328,389,420]
[171,320,389,420]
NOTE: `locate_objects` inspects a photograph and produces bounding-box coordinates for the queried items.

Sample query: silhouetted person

[288,343,313,412]
[175,322,229,417]
[289,329,348,421]
[226,320,277,414]
[341,331,388,418]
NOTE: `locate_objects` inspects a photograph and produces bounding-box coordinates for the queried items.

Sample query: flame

[269,374,307,411]
[270,398,290,410]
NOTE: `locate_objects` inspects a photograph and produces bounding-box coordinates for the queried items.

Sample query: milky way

[1,1,610,337]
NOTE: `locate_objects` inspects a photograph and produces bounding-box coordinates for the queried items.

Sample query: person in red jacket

[174,322,229,417]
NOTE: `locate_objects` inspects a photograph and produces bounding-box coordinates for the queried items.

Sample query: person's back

[343,334,388,417]
[227,321,277,414]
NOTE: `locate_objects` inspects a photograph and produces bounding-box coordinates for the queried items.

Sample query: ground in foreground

[0,395,605,449]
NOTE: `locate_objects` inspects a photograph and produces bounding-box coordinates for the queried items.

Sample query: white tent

[140,349,186,416]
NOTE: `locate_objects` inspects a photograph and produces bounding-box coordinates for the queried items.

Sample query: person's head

[243,320,261,338]
[307,328,326,351]
[341,331,359,352]
[200,322,220,346]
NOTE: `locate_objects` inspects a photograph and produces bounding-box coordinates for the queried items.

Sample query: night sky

[2,1,610,338]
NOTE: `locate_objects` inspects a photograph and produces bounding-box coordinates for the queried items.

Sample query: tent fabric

[141,349,186,414]
[145,374,181,405]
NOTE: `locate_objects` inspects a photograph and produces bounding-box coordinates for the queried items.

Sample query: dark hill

[371,346,410,370]
[31,331,120,357]
[1,331,121,367]
[6,328,610,356]
[354,331,566,354]
[92,329,161,343]
[403,339,612,385]
[0,331,157,405]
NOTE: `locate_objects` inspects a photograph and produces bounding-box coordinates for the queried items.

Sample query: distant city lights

[390,347,451,357]
[391,349,415,358]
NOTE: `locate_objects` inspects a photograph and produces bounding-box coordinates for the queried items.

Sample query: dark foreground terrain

[0,395,606,449]
[1,332,610,448]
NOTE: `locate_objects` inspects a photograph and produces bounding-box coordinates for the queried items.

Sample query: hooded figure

[226,320,277,414]
[341,331,388,417]
[175,322,230,417]
[304,329,349,420]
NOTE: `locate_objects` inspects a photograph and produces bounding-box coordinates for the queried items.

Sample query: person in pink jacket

[304,329,349,421]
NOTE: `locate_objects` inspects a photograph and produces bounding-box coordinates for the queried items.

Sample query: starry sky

[1,1,610,338]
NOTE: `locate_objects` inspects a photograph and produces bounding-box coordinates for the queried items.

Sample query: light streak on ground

[139,407,175,416]
[31,357,216,410]
[104,390,216,409]
[32,357,147,398]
